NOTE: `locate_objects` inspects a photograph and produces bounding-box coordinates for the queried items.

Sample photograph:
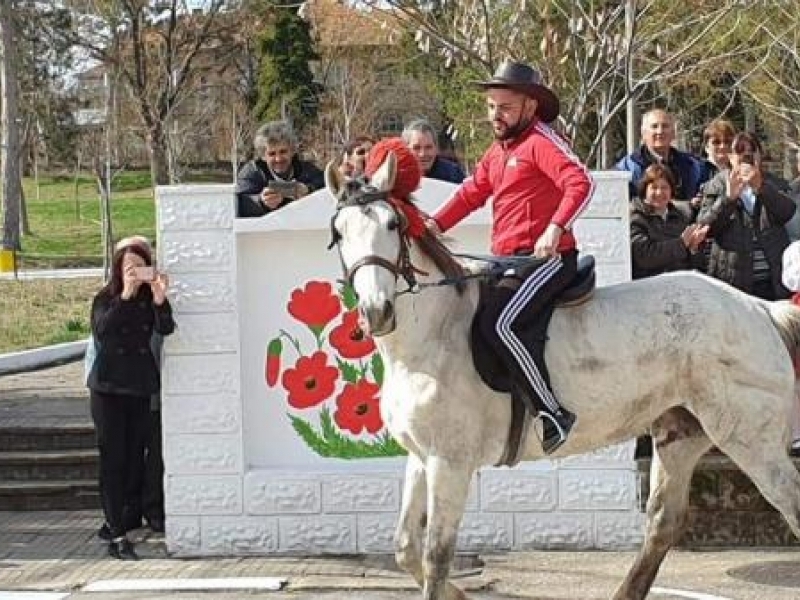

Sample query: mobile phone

[740,153,755,166]
[134,266,155,281]
[267,180,298,198]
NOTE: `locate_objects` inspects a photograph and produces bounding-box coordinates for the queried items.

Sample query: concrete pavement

[2,363,800,599]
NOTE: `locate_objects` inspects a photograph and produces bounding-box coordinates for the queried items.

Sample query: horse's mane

[414,227,469,295]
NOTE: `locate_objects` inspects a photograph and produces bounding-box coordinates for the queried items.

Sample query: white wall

[157,172,643,556]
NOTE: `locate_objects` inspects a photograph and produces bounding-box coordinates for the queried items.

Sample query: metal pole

[625,0,636,154]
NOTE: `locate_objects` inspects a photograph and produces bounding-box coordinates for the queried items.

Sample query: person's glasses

[709,138,731,147]
[732,143,754,155]
[354,148,369,156]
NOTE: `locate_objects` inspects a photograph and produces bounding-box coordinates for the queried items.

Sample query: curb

[0,340,88,376]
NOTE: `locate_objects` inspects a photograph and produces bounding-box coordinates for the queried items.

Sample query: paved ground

[2,363,800,599]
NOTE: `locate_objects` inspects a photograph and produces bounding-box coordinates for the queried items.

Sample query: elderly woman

[630,164,708,280]
[235,121,325,218]
[698,131,796,300]
[699,118,735,184]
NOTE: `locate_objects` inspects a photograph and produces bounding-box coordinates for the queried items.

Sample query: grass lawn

[0,277,101,353]
[18,170,156,269]
[3,169,230,352]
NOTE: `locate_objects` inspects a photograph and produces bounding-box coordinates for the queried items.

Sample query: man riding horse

[430,60,594,453]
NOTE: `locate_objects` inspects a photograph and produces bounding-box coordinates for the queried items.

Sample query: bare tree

[70,0,229,185]
[363,0,762,166]
[1,0,22,251]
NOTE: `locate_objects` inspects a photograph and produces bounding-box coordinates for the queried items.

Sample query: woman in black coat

[87,242,175,560]
[698,131,796,300]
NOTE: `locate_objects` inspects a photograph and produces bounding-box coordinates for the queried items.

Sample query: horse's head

[326,151,410,337]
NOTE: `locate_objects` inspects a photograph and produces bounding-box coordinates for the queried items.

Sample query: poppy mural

[264,279,406,459]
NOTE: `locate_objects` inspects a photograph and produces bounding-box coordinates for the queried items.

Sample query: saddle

[469,254,596,466]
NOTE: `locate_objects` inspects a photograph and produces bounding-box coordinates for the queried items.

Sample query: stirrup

[539,409,576,455]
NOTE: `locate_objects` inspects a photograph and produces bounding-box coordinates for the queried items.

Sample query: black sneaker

[541,409,576,455]
[108,538,139,561]
[97,522,112,542]
[146,517,165,533]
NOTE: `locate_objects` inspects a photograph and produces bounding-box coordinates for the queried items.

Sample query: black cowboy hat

[474,60,560,123]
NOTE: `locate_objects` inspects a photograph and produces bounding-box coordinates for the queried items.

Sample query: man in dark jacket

[402,119,466,184]
[615,109,706,200]
[235,121,324,218]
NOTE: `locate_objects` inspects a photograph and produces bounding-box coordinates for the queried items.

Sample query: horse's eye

[387,215,399,231]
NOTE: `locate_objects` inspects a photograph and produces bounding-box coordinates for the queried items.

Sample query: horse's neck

[377,243,477,361]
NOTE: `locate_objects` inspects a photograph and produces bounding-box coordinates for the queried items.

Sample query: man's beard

[493,114,534,141]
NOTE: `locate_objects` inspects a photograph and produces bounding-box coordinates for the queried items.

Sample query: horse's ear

[370,151,397,193]
[325,161,345,201]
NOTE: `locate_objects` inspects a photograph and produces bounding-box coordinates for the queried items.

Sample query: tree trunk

[0,0,22,251]
[148,123,170,186]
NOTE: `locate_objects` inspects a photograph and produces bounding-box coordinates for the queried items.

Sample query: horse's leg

[704,392,800,538]
[613,409,712,600]
[422,456,473,600]
[395,453,427,588]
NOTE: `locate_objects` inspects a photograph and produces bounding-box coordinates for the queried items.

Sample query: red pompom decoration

[364,137,421,199]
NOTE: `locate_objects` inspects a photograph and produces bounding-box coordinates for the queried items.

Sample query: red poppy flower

[287,281,341,332]
[282,351,339,409]
[329,310,376,359]
[334,380,383,434]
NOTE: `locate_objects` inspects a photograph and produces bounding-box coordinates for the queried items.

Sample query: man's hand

[425,217,442,236]
[534,223,563,259]
[261,188,284,210]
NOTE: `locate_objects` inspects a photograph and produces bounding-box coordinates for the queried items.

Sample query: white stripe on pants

[496,256,563,413]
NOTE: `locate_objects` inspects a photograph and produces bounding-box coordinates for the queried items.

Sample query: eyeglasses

[354,148,369,156]
[708,138,731,147]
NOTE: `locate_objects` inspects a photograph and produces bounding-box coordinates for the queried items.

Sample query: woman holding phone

[87,242,175,560]
[698,131,796,300]
[235,120,324,218]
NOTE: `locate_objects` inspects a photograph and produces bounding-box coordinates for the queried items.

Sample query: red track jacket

[433,120,594,256]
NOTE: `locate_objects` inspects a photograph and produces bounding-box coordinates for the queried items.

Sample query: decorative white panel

[480,471,557,512]
[165,313,239,355]
[160,175,642,555]
[574,219,629,263]
[322,475,400,513]
[458,513,513,551]
[515,513,594,549]
[163,354,239,396]
[596,263,632,286]
[559,470,636,511]
[581,173,630,219]
[201,516,279,554]
[158,185,234,231]
[244,473,321,515]
[165,434,242,475]
[165,516,201,555]
[168,272,236,314]
[162,392,240,434]
[279,515,357,554]
[559,442,635,469]
[160,232,234,273]
[357,513,398,553]
[166,474,242,515]
[595,512,646,549]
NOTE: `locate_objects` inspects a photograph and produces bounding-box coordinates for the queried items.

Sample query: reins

[329,188,512,297]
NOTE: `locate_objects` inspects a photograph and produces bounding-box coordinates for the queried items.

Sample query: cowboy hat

[474,60,560,123]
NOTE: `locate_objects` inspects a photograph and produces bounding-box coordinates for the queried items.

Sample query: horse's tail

[767,300,800,357]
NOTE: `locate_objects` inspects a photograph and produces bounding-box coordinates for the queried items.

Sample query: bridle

[328,184,423,295]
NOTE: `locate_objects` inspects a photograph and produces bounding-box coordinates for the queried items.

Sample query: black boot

[108,538,139,561]
[540,407,576,455]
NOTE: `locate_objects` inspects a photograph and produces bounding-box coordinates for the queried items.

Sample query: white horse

[325,154,800,600]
